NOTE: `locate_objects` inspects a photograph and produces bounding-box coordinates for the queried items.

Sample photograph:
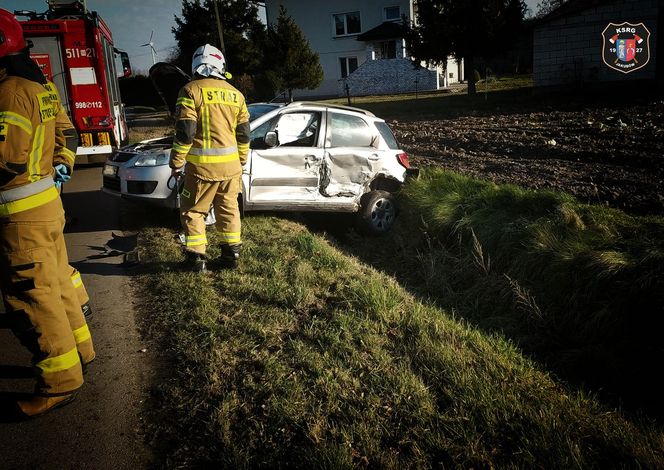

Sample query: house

[533,0,660,88]
[264,0,464,98]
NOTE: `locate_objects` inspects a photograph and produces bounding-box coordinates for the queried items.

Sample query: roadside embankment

[350,168,664,420]
[136,206,664,468]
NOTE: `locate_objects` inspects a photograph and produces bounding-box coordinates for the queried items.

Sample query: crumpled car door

[248,110,325,203]
[321,111,386,198]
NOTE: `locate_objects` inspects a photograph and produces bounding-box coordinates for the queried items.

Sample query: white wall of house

[265,0,414,97]
[533,0,658,87]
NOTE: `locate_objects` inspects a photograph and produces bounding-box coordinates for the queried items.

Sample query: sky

[1,0,539,75]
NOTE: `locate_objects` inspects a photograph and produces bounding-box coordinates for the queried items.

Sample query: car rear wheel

[357,190,397,235]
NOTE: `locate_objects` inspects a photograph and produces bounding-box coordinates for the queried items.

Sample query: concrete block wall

[342,58,438,96]
[534,0,658,87]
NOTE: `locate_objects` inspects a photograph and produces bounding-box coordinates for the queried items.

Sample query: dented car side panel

[247,110,327,204]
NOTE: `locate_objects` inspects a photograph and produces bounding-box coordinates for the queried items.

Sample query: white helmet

[192,43,226,79]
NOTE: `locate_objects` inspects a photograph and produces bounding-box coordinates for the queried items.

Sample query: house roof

[537,0,614,24]
[357,21,404,42]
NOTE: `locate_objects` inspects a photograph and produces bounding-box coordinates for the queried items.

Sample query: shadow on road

[0,392,33,423]
[62,190,123,234]
[0,365,35,380]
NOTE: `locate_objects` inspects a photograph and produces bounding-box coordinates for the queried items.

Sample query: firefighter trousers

[180,172,241,255]
[69,266,90,310]
[0,197,95,396]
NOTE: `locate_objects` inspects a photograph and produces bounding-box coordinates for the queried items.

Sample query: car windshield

[249,104,280,122]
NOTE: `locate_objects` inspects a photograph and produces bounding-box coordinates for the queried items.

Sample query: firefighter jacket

[169,77,251,181]
[45,81,79,172]
[0,73,68,211]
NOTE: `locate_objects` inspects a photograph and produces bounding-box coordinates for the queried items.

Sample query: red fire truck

[16,0,131,163]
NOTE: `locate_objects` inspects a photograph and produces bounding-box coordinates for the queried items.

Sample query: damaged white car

[102,64,417,234]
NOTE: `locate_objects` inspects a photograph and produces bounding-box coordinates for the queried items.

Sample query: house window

[339,57,358,78]
[334,12,361,36]
[384,6,400,21]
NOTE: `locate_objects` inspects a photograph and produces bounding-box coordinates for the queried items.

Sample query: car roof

[284,101,376,117]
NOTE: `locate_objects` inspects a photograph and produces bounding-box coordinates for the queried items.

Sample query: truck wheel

[357,190,397,235]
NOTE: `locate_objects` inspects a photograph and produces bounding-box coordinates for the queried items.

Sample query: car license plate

[103,164,118,177]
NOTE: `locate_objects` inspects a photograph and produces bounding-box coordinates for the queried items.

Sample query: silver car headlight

[133,152,170,167]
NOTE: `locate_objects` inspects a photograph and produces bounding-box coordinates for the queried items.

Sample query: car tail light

[396,152,410,169]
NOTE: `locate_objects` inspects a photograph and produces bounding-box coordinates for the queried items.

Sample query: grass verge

[137,215,663,468]
[345,168,664,419]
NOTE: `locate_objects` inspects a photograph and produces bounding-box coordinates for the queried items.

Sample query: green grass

[137,215,664,468]
[345,168,664,419]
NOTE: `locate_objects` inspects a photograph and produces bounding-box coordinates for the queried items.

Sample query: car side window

[328,113,372,148]
[275,112,321,147]
[250,117,277,149]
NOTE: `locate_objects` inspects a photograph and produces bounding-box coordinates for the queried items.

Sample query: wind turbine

[141,31,157,65]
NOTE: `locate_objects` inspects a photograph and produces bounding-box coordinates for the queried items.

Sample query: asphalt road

[0,166,153,469]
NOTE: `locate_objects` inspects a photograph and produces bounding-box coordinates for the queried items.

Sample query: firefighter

[46,79,93,319]
[169,44,250,272]
[0,9,95,417]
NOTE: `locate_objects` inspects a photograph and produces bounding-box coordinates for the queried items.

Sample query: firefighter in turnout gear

[46,79,94,319]
[170,44,250,272]
[0,9,95,417]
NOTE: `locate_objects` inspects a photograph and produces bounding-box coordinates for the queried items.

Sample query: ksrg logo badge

[602,22,651,74]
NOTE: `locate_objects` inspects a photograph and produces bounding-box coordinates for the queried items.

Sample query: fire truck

[15,0,131,163]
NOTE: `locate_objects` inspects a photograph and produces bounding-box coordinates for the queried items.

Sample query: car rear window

[328,113,372,147]
[375,121,399,149]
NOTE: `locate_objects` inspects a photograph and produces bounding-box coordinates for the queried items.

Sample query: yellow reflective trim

[220,232,241,243]
[0,185,59,217]
[28,124,45,182]
[176,97,195,107]
[44,82,60,104]
[185,234,207,247]
[0,111,33,134]
[71,272,83,288]
[202,106,210,149]
[201,87,240,107]
[36,346,80,374]
[172,141,192,154]
[186,153,239,164]
[37,91,57,122]
[56,147,76,165]
[73,324,92,345]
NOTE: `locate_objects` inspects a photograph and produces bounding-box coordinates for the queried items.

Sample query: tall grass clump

[400,168,664,417]
[137,217,664,468]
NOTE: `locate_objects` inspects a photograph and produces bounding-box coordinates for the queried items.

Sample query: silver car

[102,65,417,234]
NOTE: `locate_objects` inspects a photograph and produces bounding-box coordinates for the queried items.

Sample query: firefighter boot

[219,244,240,270]
[17,394,76,418]
[183,251,207,273]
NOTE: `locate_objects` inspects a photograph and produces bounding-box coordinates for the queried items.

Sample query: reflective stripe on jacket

[0,75,66,212]
[45,82,79,170]
[169,77,250,181]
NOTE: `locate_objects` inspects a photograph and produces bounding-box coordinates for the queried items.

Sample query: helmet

[0,9,26,58]
[192,44,226,79]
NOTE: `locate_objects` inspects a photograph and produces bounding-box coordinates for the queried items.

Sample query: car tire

[356,190,397,235]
